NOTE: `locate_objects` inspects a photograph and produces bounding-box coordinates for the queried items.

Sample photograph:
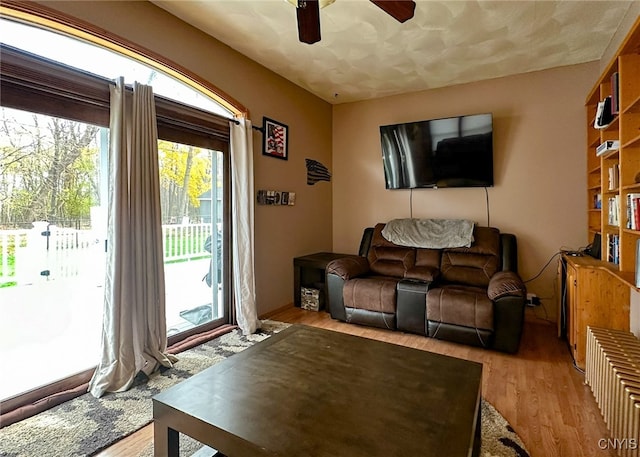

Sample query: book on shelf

[594,96,614,129]
[627,193,640,230]
[596,140,620,156]
[611,72,620,116]
[606,233,620,264]
[594,193,602,209]
[608,195,620,226]
[608,164,619,190]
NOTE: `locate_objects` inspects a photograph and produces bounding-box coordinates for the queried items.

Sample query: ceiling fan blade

[370,0,416,23]
[297,0,321,44]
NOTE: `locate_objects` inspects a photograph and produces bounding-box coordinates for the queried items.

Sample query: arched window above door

[0,0,247,119]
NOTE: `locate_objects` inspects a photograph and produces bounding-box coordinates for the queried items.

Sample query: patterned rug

[0,320,529,457]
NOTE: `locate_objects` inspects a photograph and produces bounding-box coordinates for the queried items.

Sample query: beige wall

[38,1,333,315]
[332,63,599,321]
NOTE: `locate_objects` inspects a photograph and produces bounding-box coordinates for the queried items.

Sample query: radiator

[586,326,640,456]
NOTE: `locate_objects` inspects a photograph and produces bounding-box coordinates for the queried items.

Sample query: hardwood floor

[99,306,617,457]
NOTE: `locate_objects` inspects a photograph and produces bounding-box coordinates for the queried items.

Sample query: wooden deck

[0,258,217,400]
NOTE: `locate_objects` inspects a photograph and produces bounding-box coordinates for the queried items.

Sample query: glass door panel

[158,141,226,336]
[0,107,107,400]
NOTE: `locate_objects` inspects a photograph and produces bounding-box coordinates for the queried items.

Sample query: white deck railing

[0,229,29,287]
[0,222,214,286]
[163,223,212,263]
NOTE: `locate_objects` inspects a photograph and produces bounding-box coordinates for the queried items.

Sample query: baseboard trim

[260,302,294,319]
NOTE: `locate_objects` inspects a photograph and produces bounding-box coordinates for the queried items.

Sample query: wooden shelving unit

[560,17,640,368]
[586,16,640,276]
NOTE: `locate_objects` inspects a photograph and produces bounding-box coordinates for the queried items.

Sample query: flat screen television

[379,113,494,189]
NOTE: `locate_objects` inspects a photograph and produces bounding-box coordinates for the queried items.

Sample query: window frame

[1,43,233,151]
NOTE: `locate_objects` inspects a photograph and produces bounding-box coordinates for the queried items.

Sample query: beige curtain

[230,119,261,334]
[89,78,177,398]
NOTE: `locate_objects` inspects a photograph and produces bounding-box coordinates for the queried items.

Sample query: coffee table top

[153,324,482,456]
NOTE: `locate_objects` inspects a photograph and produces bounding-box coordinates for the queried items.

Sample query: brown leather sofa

[326,223,527,353]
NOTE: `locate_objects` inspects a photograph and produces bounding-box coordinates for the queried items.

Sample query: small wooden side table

[293,252,360,311]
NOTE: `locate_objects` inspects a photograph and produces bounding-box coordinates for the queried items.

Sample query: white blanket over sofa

[381,218,475,249]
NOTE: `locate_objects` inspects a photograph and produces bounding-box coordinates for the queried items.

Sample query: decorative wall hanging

[262,117,288,160]
[257,190,296,206]
[306,158,331,185]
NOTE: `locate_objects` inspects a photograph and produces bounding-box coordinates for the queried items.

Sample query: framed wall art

[262,117,288,160]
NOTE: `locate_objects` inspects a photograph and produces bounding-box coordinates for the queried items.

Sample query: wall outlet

[526,293,540,306]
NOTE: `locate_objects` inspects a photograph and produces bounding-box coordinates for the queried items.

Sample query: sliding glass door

[0,17,233,405]
[0,107,107,400]
[158,141,228,337]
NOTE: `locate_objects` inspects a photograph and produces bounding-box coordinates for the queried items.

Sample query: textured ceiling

[152,0,635,104]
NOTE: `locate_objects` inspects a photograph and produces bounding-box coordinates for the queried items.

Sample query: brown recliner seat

[336,224,440,330]
[426,227,501,347]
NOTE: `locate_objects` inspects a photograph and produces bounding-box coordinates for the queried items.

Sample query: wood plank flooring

[98,306,617,457]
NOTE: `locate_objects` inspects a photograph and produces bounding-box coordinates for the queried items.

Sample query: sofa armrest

[493,295,525,353]
[326,256,370,280]
[500,233,518,273]
[488,271,526,300]
[488,271,526,353]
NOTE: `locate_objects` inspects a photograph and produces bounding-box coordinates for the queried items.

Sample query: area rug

[0,320,529,457]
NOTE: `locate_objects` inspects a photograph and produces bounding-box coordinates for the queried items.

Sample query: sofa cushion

[368,223,416,277]
[404,265,440,282]
[369,246,415,277]
[427,285,494,331]
[440,226,500,287]
[405,248,441,281]
[343,276,398,314]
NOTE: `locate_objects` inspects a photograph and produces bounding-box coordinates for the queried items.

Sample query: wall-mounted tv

[379,113,494,189]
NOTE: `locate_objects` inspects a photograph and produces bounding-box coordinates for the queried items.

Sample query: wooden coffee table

[153,325,482,457]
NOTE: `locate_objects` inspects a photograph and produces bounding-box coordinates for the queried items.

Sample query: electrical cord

[531,300,552,322]
[523,251,562,283]
[557,254,585,375]
[410,188,413,219]
[406,186,491,226]
[569,342,586,374]
[523,251,564,324]
[484,186,490,227]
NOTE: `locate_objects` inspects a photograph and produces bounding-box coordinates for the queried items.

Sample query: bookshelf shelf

[622,133,640,149]
[622,94,640,114]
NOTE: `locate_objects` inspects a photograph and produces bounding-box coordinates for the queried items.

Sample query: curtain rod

[231,118,264,132]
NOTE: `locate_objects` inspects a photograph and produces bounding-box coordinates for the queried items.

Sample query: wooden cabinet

[586,17,640,284]
[562,255,630,369]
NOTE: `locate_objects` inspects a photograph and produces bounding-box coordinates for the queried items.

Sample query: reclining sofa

[326,222,527,353]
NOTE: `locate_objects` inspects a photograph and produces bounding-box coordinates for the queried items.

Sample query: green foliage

[0,234,25,285]
[0,108,101,226]
[2,108,218,228]
[57,145,100,219]
[158,140,213,220]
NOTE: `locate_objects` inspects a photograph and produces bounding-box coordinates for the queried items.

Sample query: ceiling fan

[287,0,416,44]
